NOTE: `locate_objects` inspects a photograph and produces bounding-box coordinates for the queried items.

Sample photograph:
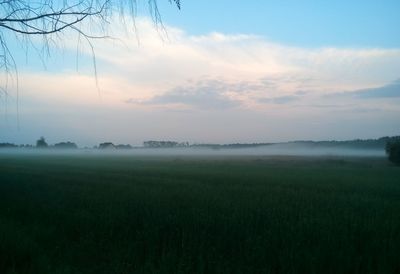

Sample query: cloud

[350,79,400,99]
[4,17,400,144]
[325,79,400,100]
[14,17,399,110]
[55,18,400,94]
[258,95,300,105]
[126,80,241,110]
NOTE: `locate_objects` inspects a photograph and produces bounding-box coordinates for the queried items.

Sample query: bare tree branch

[0,0,181,122]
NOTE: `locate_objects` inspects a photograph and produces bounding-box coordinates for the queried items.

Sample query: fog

[0,144,385,157]
[120,144,384,157]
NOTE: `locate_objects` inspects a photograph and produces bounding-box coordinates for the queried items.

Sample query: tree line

[1,136,400,164]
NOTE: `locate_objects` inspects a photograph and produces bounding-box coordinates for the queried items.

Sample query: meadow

[0,153,399,273]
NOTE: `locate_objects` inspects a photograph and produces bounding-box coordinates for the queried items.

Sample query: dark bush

[386,139,400,164]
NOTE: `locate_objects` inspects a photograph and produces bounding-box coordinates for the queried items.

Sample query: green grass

[0,154,400,273]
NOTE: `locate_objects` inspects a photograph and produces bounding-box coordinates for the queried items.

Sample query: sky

[1,0,400,146]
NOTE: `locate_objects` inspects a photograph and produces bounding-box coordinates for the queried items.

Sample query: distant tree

[0,142,17,148]
[143,140,179,148]
[116,144,132,149]
[36,136,48,148]
[386,138,400,165]
[99,142,115,149]
[53,142,78,149]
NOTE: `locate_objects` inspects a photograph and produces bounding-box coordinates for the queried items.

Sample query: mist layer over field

[0,144,386,157]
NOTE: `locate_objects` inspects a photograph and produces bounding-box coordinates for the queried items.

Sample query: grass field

[0,153,400,273]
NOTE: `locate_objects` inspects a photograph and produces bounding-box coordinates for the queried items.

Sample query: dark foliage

[386,138,400,164]
[0,142,17,148]
[144,140,189,148]
[98,142,115,149]
[53,142,78,149]
[35,137,48,148]
[115,144,132,149]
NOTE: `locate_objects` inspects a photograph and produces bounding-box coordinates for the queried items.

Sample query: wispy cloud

[126,80,241,110]
[348,79,400,99]
[324,79,400,100]
[61,18,400,95]
[258,95,300,105]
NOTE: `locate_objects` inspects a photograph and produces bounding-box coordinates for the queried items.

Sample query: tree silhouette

[36,136,48,148]
[53,141,78,149]
[386,139,400,165]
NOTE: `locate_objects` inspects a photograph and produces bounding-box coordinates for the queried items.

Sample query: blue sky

[155,0,400,48]
[0,1,400,146]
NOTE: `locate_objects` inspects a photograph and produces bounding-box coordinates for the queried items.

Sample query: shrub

[386,139,400,164]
